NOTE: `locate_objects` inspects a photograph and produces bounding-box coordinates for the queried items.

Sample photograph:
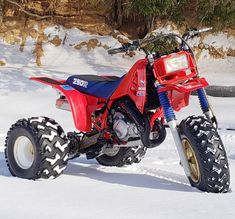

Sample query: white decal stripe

[42,131,57,141]
[46,153,60,165]
[30,117,45,123]
[37,125,45,130]
[43,169,49,175]
[46,122,58,130]
[45,145,52,152]
[63,154,69,162]
[55,141,68,152]
[53,165,66,174]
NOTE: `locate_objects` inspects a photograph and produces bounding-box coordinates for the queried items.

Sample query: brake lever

[183,28,198,41]
[124,40,140,52]
[132,39,140,47]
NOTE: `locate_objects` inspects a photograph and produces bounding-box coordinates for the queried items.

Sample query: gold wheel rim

[182,139,200,183]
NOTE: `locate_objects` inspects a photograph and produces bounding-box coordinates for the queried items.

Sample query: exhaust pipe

[113,139,142,147]
[56,97,71,111]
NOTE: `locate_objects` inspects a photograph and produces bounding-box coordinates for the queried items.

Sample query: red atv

[5,28,230,193]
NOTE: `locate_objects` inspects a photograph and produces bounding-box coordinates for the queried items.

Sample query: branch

[5,0,82,19]
[5,0,52,19]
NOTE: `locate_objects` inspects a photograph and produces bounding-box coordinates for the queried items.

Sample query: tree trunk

[0,0,4,23]
[145,15,155,33]
[150,16,155,32]
[117,0,123,27]
[112,0,123,28]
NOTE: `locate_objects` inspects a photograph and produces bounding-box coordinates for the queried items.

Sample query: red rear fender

[30,77,92,132]
[30,77,66,86]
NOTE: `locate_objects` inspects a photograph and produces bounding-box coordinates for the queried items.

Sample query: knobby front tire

[179,116,230,193]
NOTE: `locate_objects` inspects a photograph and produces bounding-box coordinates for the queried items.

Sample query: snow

[0,25,234,219]
[202,32,235,50]
[197,51,235,86]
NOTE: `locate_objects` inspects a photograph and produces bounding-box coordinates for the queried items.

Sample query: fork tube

[197,88,218,128]
[157,85,191,177]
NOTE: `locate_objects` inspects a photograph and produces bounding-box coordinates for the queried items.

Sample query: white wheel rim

[13,136,35,169]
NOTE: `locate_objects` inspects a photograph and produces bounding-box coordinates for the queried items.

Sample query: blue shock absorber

[197,88,209,113]
[157,86,175,122]
[157,85,192,177]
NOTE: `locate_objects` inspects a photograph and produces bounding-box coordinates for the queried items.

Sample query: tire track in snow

[126,165,191,187]
[0,134,6,151]
[220,131,235,160]
[125,129,235,189]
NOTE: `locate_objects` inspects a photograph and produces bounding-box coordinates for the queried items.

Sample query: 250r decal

[73,78,88,88]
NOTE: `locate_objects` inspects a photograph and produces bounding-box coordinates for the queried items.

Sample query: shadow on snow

[0,152,11,177]
[0,151,197,192]
[64,157,198,193]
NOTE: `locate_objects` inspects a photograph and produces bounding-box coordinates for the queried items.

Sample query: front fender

[159,77,209,93]
[157,77,209,112]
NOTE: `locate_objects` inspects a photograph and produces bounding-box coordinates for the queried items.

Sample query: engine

[113,112,139,141]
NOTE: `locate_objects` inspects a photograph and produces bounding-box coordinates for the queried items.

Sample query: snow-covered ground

[0,26,235,219]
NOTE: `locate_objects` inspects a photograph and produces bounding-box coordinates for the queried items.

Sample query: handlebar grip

[183,27,213,40]
[198,27,213,33]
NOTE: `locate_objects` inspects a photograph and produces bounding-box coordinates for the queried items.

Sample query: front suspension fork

[157,86,191,177]
[197,88,218,128]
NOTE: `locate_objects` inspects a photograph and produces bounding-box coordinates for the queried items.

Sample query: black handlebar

[108,27,213,55]
[108,40,140,55]
[108,47,127,55]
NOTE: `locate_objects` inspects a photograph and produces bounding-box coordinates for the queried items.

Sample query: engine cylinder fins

[117,98,145,133]
[111,97,151,148]
[113,112,139,141]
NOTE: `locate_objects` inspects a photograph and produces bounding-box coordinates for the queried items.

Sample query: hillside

[0,0,233,70]
[1,0,235,37]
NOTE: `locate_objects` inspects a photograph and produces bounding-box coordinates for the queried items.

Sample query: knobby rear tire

[96,145,147,167]
[5,117,69,180]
